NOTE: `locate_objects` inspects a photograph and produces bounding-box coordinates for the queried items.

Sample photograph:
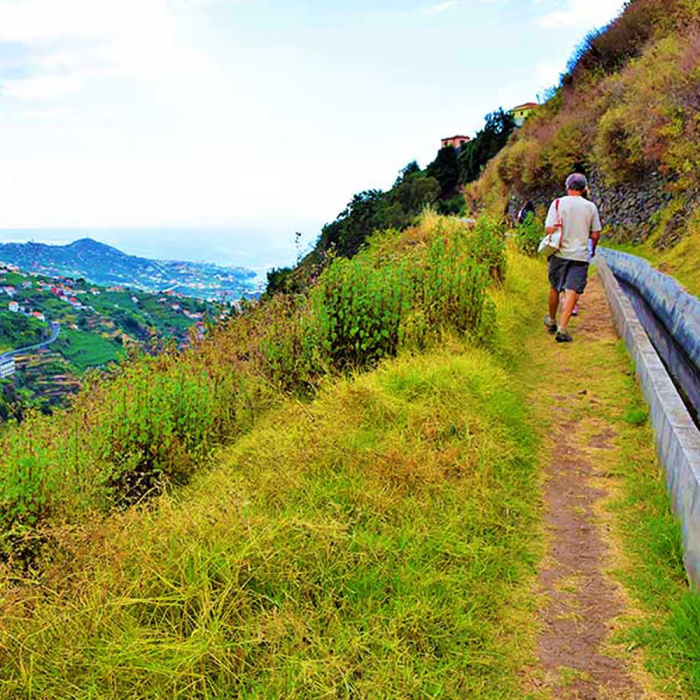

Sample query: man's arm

[589,205,602,257]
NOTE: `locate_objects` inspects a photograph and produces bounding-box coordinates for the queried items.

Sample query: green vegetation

[0,311,45,353]
[0,242,545,697]
[54,328,123,371]
[266,110,516,293]
[0,212,506,560]
[0,268,216,417]
[610,351,700,697]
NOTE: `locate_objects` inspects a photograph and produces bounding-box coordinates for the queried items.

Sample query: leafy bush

[420,235,489,336]
[516,213,543,256]
[313,258,407,370]
[464,216,507,283]
[91,364,217,506]
[254,293,325,392]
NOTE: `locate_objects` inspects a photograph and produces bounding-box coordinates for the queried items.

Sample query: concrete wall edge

[596,258,700,587]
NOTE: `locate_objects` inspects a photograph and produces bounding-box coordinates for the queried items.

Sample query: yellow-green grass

[0,251,545,698]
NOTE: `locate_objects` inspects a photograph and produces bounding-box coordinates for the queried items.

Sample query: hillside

[0,263,219,419]
[0,213,548,696]
[0,237,258,300]
[0,1,699,694]
[465,0,700,291]
[0,211,696,696]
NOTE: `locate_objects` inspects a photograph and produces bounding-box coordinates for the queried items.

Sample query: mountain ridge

[0,237,258,300]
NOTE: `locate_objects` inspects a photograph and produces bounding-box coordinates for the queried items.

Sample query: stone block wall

[508,168,696,245]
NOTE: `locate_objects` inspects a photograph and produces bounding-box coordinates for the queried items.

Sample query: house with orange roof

[509,102,539,127]
[440,135,471,150]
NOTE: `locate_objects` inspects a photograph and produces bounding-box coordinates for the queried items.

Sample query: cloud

[2,75,83,100]
[427,1,459,13]
[537,0,627,29]
[0,0,165,43]
[0,0,212,100]
[168,0,241,8]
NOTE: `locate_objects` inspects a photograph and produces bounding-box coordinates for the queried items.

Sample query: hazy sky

[0,0,626,268]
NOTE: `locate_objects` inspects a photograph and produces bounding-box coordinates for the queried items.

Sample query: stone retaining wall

[508,167,700,247]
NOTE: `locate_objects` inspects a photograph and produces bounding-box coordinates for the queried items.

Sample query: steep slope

[467,0,700,275]
[0,322,542,697]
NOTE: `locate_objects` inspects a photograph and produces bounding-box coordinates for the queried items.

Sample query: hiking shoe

[555,329,573,343]
[572,304,579,317]
[544,315,557,334]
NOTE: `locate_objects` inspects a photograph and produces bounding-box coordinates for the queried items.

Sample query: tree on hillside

[389,174,441,216]
[459,109,516,184]
[427,146,461,195]
[319,190,387,258]
[394,160,421,187]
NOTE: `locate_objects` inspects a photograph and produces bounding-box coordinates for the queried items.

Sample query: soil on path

[527,275,661,699]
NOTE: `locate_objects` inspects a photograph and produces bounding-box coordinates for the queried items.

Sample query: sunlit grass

[0,347,540,697]
[0,244,547,698]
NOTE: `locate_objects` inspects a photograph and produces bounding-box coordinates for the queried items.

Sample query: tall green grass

[607,345,700,696]
[0,212,506,566]
[0,242,546,697]
[0,331,541,697]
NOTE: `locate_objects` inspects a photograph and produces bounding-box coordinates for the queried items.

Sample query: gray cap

[565,173,588,191]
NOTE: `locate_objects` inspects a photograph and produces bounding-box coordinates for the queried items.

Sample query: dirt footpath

[525,275,665,699]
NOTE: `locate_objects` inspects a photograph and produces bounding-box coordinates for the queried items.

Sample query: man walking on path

[544,173,602,343]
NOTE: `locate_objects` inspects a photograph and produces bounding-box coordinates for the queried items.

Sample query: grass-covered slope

[0,251,545,697]
[0,212,507,561]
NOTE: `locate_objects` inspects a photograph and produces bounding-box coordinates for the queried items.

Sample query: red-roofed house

[441,135,470,149]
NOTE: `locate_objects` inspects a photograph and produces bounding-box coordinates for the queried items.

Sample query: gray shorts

[548,256,589,294]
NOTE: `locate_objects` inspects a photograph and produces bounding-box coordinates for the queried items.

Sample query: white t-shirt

[545,195,602,262]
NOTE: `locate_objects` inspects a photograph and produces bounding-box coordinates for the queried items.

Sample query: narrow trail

[525,275,663,699]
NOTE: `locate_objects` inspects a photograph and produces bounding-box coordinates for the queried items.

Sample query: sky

[0,0,627,270]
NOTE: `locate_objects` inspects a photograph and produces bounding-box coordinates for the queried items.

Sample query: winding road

[0,320,61,362]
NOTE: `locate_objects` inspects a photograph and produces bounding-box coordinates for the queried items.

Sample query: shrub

[313,258,407,370]
[421,235,489,336]
[255,294,325,393]
[516,213,543,256]
[465,216,507,283]
[91,363,217,506]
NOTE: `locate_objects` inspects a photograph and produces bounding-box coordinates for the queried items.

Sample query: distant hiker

[517,200,535,225]
[543,173,601,343]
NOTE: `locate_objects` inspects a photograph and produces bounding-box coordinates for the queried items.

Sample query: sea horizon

[0,225,319,276]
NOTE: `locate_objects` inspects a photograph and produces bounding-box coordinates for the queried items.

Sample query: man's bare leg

[548,288,560,322]
[559,289,579,330]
